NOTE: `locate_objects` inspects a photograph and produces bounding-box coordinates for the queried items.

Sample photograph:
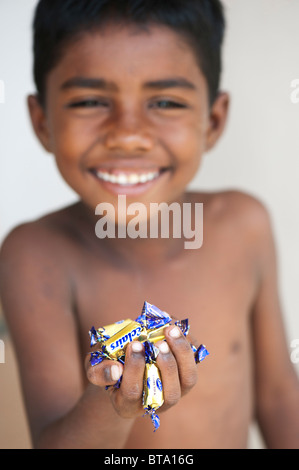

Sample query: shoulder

[188,188,275,262]
[221,189,273,241]
[189,188,272,234]
[0,204,83,292]
[0,202,81,261]
[0,208,82,332]
[1,221,55,268]
[0,221,50,271]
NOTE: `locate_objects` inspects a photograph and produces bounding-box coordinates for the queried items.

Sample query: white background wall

[0,0,299,448]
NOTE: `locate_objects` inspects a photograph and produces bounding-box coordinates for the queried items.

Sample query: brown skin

[0,23,298,449]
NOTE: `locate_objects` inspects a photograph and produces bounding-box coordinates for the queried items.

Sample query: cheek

[51,140,80,186]
[50,121,82,159]
[46,119,86,187]
[162,119,205,173]
[47,100,95,160]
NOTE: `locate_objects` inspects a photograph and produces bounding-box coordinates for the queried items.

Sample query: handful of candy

[88,301,209,430]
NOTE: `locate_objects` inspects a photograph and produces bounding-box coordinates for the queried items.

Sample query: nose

[103,109,154,153]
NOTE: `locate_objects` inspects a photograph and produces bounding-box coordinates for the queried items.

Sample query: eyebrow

[144,78,197,91]
[60,76,197,92]
[61,77,117,92]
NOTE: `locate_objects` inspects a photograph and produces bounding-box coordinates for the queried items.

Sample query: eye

[66,98,110,109]
[149,99,188,110]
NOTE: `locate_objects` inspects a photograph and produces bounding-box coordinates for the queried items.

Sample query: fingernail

[111,364,122,381]
[158,341,170,354]
[131,341,143,353]
[169,326,181,339]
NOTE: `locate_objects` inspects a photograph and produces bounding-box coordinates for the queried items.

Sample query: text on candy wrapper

[109,326,143,351]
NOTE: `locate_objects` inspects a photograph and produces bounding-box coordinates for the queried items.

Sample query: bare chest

[73,240,257,448]
[75,241,256,369]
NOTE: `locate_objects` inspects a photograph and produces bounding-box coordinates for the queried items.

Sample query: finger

[155,340,181,408]
[85,355,123,388]
[164,325,198,394]
[112,341,145,418]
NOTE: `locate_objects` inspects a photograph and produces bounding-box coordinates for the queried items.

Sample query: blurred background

[0,0,299,449]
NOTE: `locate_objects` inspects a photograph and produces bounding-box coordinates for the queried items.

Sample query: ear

[205,91,230,152]
[27,95,52,153]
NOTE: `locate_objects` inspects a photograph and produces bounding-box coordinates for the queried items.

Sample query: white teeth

[96,171,159,185]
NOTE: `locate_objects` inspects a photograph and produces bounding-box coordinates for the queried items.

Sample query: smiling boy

[0,0,298,449]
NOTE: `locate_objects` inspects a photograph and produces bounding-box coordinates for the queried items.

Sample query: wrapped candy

[88,301,209,430]
[142,341,164,431]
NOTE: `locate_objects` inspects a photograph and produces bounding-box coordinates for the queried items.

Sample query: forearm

[36,384,135,449]
[257,386,299,449]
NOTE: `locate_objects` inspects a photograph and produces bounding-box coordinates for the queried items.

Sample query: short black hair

[32,0,225,107]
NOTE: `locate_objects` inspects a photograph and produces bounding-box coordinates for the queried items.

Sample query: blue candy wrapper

[136,301,172,330]
[88,300,209,431]
[194,344,210,363]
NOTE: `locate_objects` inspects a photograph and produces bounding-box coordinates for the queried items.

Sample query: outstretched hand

[85,324,198,420]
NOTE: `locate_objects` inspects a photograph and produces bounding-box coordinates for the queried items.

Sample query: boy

[0,0,298,449]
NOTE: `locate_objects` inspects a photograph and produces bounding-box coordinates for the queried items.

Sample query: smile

[95,170,160,186]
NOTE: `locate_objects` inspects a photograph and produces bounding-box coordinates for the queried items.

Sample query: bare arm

[0,223,198,449]
[251,206,299,448]
[0,224,134,448]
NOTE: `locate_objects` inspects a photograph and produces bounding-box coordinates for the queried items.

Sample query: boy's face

[29,23,228,217]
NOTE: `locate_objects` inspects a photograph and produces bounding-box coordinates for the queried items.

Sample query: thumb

[85,356,123,387]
